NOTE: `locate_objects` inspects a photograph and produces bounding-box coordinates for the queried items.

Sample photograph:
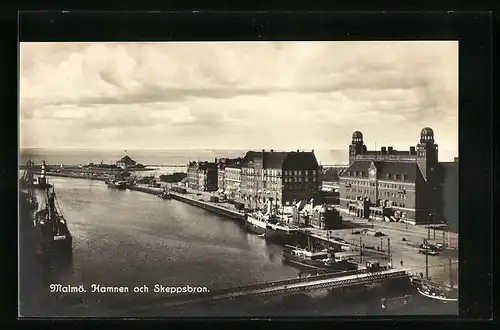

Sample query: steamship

[245,200,298,243]
[34,186,73,262]
[282,236,359,271]
[106,179,128,190]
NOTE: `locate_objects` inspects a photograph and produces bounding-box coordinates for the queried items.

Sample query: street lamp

[427,213,432,239]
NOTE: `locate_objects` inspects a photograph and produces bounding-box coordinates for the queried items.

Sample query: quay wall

[169,192,245,222]
[29,171,108,181]
[128,185,163,195]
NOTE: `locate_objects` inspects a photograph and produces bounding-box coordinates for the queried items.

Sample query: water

[19,177,458,317]
[19,148,458,168]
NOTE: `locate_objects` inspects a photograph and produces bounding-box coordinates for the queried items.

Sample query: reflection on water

[19,177,457,317]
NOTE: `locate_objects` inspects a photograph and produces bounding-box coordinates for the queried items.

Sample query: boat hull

[245,216,297,243]
[282,250,359,271]
[35,211,73,264]
[106,182,127,190]
[416,287,458,303]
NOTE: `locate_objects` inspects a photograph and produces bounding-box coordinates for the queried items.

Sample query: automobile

[419,247,439,255]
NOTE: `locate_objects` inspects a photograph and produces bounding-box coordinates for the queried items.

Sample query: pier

[115,268,409,313]
[168,192,245,221]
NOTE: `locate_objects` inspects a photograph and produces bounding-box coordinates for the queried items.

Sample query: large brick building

[187,160,218,192]
[339,128,442,225]
[240,149,320,210]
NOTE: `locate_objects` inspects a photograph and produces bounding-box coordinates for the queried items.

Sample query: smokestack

[41,161,46,178]
[381,147,387,154]
[215,158,217,163]
[388,146,393,154]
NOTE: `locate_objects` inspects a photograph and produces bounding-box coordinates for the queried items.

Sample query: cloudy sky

[20,41,458,156]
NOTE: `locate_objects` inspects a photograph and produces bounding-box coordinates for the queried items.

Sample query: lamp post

[425,252,429,280]
[427,213,431,239]
[387,237,391,267]
[359,236,363,264]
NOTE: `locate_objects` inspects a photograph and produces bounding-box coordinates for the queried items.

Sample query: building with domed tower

[339,127,444,225]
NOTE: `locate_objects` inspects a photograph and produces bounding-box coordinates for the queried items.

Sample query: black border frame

[1,10,493,325]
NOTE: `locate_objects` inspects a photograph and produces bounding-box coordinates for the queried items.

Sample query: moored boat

[282,245,359,271]
[158,190,172,199]
[106,179,127,190]
[245,212,298,243]
[416,286,458,302]
[34,186,73,262]
[410,277,458,303]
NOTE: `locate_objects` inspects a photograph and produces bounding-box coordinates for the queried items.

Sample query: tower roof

[352,131,363,139]
[420,127,434,137]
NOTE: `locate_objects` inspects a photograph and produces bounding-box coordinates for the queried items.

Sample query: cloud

[19,41,458,155]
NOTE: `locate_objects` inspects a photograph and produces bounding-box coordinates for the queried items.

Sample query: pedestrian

[400,260,404,267]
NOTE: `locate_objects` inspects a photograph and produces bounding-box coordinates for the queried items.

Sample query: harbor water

[19,177,458,317]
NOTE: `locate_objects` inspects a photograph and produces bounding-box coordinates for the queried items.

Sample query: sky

[20,41,458,156]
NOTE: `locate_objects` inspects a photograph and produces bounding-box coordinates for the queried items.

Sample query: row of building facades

[186,127,458,227]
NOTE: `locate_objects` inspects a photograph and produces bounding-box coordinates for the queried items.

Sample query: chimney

[381,147,387,154]
[388,146,393,154]
[271,149,274,152]
[262,149,265,153]
[312,149,314,153]
[410,146,416,154]
[297,149,300,152]
[215,158,217,163]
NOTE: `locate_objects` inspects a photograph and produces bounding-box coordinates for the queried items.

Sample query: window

[305,170,309,176]
[313,177,316,182]
[313,170,316,175]
[298,177,302,182]
[305,177,308,182]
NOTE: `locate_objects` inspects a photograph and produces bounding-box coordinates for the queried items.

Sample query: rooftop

[340,160,422,182]
[242,150,318,169]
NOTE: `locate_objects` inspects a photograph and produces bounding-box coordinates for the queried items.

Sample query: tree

[159,172,187,183]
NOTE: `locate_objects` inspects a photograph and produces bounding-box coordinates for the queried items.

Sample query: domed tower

[416,127,438,180]
[349,131,366,165]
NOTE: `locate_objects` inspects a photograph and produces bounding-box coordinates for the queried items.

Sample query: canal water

[19,177,458,317]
